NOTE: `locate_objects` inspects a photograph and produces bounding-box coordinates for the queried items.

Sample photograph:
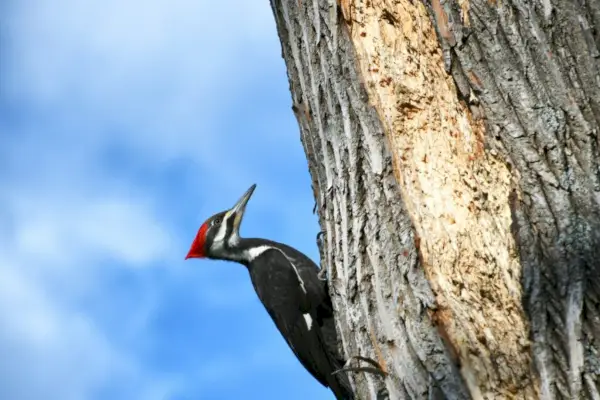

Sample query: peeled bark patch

[345,0,535,398]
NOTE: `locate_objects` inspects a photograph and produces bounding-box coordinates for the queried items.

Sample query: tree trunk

[268,0,600,399]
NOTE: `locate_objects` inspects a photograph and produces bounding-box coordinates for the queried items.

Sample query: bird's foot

[316,230,325,247]
[376,388,389,400]
[317,267,328,281]
[332,355,388,378]
[316,230,328,281]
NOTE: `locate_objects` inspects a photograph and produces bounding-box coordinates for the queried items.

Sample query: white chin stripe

[228,234,240,246]
[303,313,313,331]
[228,210,244,246]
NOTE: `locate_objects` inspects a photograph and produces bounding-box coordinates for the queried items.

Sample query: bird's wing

[283,250,345,361]
[250,248,340,389]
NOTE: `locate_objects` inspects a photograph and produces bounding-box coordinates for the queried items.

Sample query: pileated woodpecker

[185,184,354,399]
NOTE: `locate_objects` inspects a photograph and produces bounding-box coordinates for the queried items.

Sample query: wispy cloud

[0,255,139,400]
[0,182,176,399]
[8,193,172,267]
[2,0,279,166]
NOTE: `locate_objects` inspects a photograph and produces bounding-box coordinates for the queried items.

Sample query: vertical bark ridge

[271,0,470,398]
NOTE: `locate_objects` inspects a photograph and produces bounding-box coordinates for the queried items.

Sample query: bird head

[185,184,256,260]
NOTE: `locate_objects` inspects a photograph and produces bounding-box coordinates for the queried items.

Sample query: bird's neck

[211,237,276,265]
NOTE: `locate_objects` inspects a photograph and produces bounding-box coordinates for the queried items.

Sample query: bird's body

[243,239,350,396]
[186,185,353,399]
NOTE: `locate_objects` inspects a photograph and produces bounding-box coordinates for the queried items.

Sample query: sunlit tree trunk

[269,0,600,398]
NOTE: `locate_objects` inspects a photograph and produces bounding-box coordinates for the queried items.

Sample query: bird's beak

[228,184,256,234]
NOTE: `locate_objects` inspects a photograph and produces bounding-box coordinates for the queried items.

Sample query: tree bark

[268,0,600,399]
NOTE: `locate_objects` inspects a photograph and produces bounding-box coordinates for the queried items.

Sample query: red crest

[185,221,209,259]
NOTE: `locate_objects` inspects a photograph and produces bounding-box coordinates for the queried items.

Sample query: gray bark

[269,0,600,398]
[431,1,600,398]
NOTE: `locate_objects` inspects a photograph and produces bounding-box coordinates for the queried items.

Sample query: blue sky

[0,1,331,399]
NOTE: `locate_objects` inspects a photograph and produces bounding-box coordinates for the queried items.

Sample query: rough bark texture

[269,0,600,399]
[428,1,600,398]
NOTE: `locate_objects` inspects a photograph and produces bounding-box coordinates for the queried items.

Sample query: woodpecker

[185,184,354,399]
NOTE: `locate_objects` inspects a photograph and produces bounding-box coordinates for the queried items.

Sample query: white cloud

[4,0,275,99]
[13,196,172,267]
[0,259,128,400]
[2,0,279,165]
[0,184,177,400]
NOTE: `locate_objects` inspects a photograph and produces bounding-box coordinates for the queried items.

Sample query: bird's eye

[213,217,222,225]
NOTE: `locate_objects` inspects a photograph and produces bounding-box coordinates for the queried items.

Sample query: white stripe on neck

[245,245,307,294]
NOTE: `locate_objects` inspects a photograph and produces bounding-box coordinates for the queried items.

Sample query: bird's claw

[317,267,328,281]
[377,387,389,400]
[331,355,388,378]
[332,366,387,377]
[316,230,325,243]
[316,231,327,281]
